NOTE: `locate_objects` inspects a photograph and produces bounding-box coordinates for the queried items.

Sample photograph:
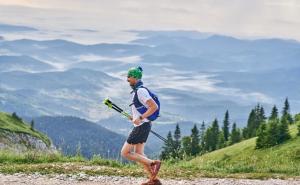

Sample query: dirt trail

[1,173,300,185]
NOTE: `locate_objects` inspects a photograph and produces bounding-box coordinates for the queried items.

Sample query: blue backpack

[132,86,160,121]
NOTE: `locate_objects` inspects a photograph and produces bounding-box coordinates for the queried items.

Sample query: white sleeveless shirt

[131,88,153,127]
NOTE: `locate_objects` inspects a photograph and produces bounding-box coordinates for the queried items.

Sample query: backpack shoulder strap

[129,86,144,107]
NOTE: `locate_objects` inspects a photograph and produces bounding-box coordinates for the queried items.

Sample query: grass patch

[0,150,85,164]
[0,120,299,180]
[88,155,124,168]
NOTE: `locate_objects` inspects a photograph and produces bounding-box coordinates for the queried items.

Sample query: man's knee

[121,149,130,158]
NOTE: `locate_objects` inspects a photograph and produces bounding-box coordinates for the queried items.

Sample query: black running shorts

[127,122,152,144]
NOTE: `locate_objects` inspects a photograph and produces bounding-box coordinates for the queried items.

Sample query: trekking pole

[103,98,131,118]
[103,98,167,143]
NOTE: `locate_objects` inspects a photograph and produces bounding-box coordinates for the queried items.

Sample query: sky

[0,0,300,43]
[1,0,299,120]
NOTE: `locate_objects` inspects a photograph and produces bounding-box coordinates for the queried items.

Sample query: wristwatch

[139,115,143,120]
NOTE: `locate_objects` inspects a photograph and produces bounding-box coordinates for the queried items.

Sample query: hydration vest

[131,82,160,121]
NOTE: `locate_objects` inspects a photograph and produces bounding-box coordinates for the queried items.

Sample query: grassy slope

[0,115,299,180]
[0,112,51,146]
[168,123,300,179]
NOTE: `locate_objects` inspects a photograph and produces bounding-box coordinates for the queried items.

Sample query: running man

[121,66,162,185]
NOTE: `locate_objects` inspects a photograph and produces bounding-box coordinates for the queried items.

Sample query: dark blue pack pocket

[133,87,160,121]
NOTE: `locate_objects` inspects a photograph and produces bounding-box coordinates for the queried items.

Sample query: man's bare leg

[134,143,156,180]
[121,142,157,182]
[121,142,154,164]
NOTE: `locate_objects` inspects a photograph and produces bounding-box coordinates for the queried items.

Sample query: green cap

[127,66,143,79]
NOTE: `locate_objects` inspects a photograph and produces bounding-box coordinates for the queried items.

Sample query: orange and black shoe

[152,179,162,185]
[141,179,162,185]
[141,179,155,185]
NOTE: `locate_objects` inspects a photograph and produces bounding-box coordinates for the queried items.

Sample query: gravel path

[1,173,300,185]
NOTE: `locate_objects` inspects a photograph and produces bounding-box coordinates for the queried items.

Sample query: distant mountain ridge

[1,29,300,128]
[0,68,124,120]
[0,110,146,159]
[0,55,54,72]
[0,23,38,32]
[31,116,131,159]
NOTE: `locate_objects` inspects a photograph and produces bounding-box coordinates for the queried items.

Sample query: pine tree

[204,127,213,152]
[12,112,22,122]
[277,117,291,143]
[30,120,35,130]
[218,131,226,149]
[259,106,267,122]
[298,123,300,136]
[173,124,181,159]
[211,119,219,151]
[282,98,293,124]
[256,123,267,149]
[246,109,256,138]
[282,98,290,116]
[296,114,300,136]
[223,110,230,142]
[242,127,248,139]
[269,105,278,121]
[160,131,174,160]
[230,122,241,145]
[200,121,206,151]
[181,136,192,157]
[256,105,266,134]
[12,112,18,119]
[190,125,200,156]
[265,119,279,147]
[295,114,300,123]
[246,104,266,138]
